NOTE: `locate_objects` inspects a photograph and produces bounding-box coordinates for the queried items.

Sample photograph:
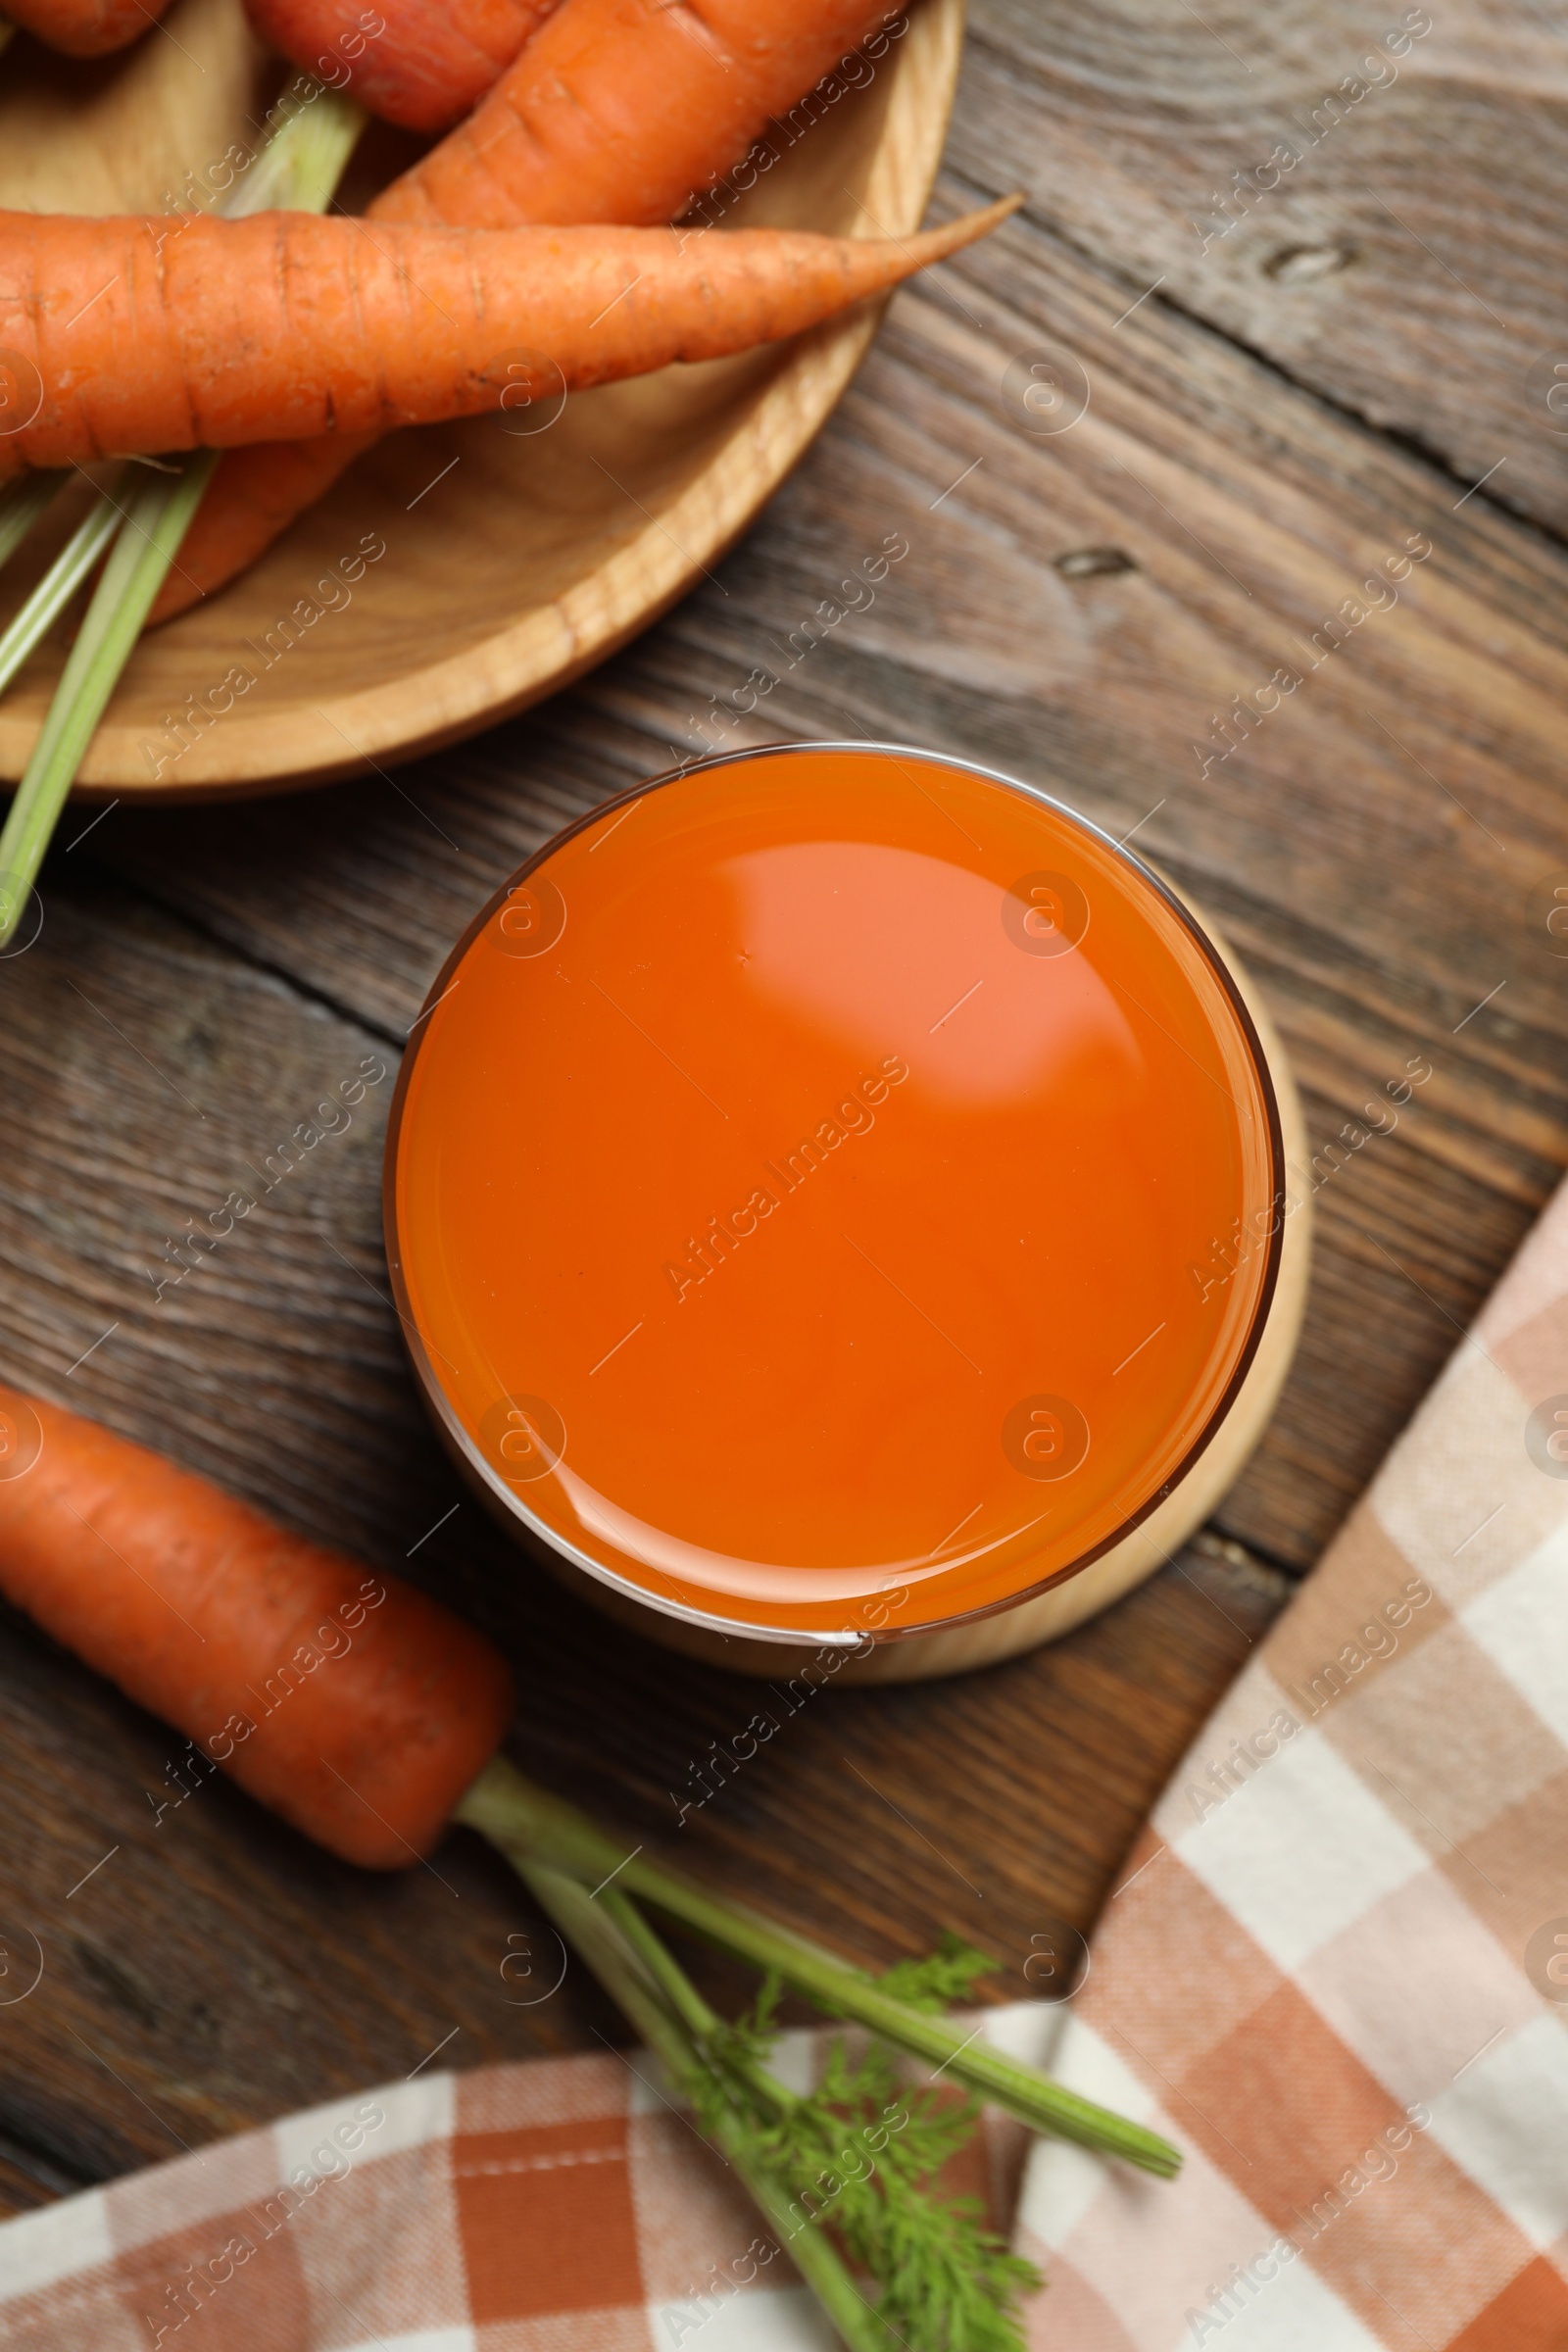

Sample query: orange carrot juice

[386,745,1283,1643]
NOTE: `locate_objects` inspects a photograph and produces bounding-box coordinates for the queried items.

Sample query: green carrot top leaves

[694,1971,1043,2352]
[876,1934,996,2016]
[0,1383,1178,2352]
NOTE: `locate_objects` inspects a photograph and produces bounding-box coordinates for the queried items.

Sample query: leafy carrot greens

[697,1968,1042,2352]
[459,1762,1182,2352]
[519,1856,1040,2352]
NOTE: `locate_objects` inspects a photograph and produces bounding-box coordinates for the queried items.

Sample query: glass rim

[383,739,1288,1648]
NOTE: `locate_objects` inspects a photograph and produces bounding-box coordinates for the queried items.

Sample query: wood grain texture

[3,0,1568,2224]
[953,1,1568,535]
[89,172,1568,1555]
[0,870,1286,2213]
[0,0,965,792]
[0,1532,1281,2210]
[0,0,271,218]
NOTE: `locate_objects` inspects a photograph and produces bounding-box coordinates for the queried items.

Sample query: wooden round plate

[0,0,964,798]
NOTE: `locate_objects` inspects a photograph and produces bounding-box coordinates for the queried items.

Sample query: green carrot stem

[597,1879,725,2043]
[0,83,367,942]
[599,1883,798,2123]
[518,1859,699,2088]
[0,474,66,579]
[457,1759,1182,2178]
[520,1860,897,2352]
[224,74,367,217]
[0,477,128,701]
[0,456,216,932]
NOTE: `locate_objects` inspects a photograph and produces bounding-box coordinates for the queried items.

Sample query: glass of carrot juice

[385,743,1298,1676]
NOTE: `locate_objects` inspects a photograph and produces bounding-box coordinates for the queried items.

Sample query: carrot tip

[906,193,1023,269]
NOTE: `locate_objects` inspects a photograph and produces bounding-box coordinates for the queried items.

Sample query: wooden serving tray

[0,0,964,798]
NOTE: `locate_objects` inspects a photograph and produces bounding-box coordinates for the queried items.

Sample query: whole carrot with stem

[151,0,926,620]
[0,78,367,946]
[0,192,1009,932]
[0,1384,514,1865]
[0,74,364,607]
[0,1378,1181,2185]
[0,199,1013,481]
[247,0,561,129]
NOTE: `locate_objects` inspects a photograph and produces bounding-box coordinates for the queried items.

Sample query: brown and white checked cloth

[6,1179,1568,2351]
[0,2015,1041,2350]
[1016,1177,1568,2350]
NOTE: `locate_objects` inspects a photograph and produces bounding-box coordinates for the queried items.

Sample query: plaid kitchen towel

[7,1182,1568,2352]
[1016,1175,1568,2350]
[0,2009,1044,2349]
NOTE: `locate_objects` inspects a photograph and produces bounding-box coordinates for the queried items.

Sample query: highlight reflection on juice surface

[389,746,1282,1639]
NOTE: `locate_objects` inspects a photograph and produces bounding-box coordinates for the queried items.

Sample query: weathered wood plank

[955,0,1568,537]
[86,176,1568,1561]
[0,1531,1279,2216]
[7,1,1568,2209]
[0,876,1286,2213]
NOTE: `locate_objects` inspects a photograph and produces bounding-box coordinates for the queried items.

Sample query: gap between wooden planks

[4,0,1568,2207]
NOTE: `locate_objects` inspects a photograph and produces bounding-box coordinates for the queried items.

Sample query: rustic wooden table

[3,0,1566,2219]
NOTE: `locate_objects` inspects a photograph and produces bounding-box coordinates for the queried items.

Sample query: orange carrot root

[0,1385,513,1868]
[244,0,560,133]
[0,201,1019,483]
[378,0,922,231]
[153,0,930,619]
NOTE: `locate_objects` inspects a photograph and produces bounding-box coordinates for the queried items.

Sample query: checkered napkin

[7,1185,1568,2352]
[1016,1177,1568,2350]
[0,2013,1041,2350]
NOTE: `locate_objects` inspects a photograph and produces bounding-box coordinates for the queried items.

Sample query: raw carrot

[151,0,917,619]
[246,0,560,132]
[3,0,167,54]
[0,1377,1179,2206]
[0,201,1014,481]
[376,0,914,231]
[0,1384,514,1866]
